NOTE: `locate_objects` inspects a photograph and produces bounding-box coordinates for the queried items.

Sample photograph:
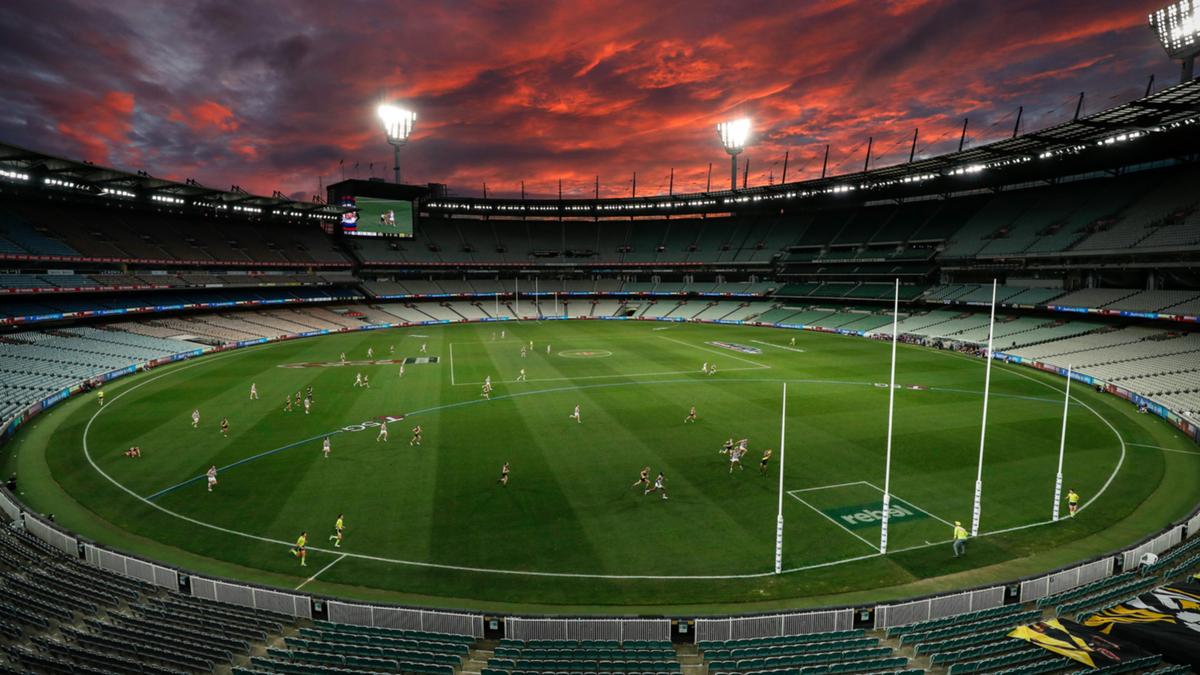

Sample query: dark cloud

[0,0,1177,198]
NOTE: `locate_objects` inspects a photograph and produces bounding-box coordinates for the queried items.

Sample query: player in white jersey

[529,340,534,350]
[377,421,388,442]
[389,344,395,354]
[729,447,745,474]
[339,352,346,364]
[484,375,491,387]
[354,373,363,387]
[500,329,506,339]
[191,409,200,428]
[645,472,668,499]
[569,404,581,423]
[322,437,332,458]
[419,343,427,354]
[546,344,551,355]
[520,346,527,358]
[684,406,697,423]
[303,397,311,415]
[367,347,374,359]
[206,465,218,492]
[249,383,258,400]
[701,362,709,374]
[516,368,526,382]
[398,364,405,377]
[789,336,796,346]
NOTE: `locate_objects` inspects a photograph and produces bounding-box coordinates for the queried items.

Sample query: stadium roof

[427,78,1200,217]
[0,142,346,222]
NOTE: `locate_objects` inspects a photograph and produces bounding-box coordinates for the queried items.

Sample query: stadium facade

[0,78,1199,672]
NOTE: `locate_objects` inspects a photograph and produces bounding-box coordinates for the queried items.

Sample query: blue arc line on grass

[145,431,346,501]
[143,376,1072,501]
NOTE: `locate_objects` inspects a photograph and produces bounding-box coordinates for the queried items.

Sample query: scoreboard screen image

[341,196,414,238]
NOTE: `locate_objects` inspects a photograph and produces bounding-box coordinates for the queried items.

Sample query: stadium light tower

[378,104,417,184]
[1150,0,1200,83]
[716,118,750,191]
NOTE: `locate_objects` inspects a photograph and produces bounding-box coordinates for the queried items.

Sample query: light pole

[716,118,750,191]
[377,104,416,184]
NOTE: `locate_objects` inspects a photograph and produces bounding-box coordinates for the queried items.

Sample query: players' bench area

[482,638,681,675]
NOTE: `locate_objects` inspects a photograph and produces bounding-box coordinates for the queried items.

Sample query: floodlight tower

[1150,0,1200,83]
[378,104,417,184]
[716,118,750,191]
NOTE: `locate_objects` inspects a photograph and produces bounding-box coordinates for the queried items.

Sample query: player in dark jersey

[760,449,773,476]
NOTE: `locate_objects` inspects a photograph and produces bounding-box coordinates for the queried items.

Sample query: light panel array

[716,118,751,153]
[1150,0,1200,58]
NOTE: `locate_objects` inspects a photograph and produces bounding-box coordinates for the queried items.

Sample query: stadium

[1,1,1200,673]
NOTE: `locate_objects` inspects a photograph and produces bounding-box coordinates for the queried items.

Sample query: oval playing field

[10,320,1200,613]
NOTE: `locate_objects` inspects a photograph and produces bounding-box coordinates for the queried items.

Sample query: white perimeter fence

[2,484,1199,641]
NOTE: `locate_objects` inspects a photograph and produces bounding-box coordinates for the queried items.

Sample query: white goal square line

[785,480,955,551]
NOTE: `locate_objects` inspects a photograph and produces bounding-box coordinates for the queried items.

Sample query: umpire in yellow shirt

[952,521,968,557]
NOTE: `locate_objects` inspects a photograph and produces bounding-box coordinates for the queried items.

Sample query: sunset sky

[0,0,1180,200]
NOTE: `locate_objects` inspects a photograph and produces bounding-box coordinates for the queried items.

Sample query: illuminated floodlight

[1150,0,1200,82]
[377,104,417,184]
[716,118,751,190]
[717,118,751,153]
[378,104,416,143]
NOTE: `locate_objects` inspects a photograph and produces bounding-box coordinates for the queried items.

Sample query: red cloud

[55,91,135,165]
[189,101,239,132]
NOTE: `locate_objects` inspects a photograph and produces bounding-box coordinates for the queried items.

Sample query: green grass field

[6,319,1200,613]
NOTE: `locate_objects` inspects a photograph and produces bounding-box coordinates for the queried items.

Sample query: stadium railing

[873,585,1004,630]
[695,609,856,642]
[505,616,670,642]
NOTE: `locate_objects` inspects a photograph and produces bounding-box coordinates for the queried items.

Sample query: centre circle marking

[557,349,613,358]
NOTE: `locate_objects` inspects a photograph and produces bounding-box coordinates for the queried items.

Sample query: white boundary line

[71,329,1134,581]
[448,342,455,386]
[296,553,347,590]
[942,351,1126,515]
[785,490,879,551]
[1127,442,1200,455]
[656,335,771,369]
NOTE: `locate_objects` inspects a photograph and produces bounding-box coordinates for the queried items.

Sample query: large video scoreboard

[326,179,430,239]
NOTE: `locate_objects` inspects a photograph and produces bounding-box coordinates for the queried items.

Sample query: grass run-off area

[5,319,1199,614]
